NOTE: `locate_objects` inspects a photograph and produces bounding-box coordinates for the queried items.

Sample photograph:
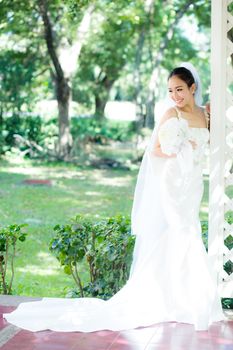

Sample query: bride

[4,62,225,332]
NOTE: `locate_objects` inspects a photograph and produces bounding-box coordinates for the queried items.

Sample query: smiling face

[168,75,196,108]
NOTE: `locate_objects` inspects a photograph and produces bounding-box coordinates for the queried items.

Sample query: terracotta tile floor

[1,306,233,350]
[0,306,15,331]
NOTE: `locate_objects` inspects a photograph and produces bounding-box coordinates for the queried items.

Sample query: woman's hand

[153,146,177,158]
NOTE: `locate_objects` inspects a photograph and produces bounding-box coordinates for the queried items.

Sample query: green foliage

[228,1,233,15]
[0,113,61,158]
[71,117,136,144]
[0,50,39,112]
[225,211,233,225]
[0,114,45,155]
[0,114,135,157]
[222,298,233,310]
[72,0,140,117]
[65,0,92,19]
[49,214,135,299]
[201,220,208,250]
[0,160,136,297]
[5,115,42,146]
[0,224,27,294]
[0,0,213,142]
[189,0,211,28]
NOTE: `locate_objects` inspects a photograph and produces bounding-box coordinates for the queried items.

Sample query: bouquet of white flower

[158,117,190,156]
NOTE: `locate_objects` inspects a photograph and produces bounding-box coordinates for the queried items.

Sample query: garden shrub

[1,114,44,155]
[71,117,136,144]
[201,220,208,250]
[0,114,135,158]
[50,217,233,309]
[222,298,233,309]
[49,214,135,299]
[0,224,27,294]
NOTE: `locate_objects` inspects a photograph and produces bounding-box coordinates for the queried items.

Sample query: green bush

[71,117,136,144]
[0,114,135,157]
[201,220,208,250]
[5,114,42,146]
[1,114,43,154]
[49,214,135,299]
[0,224,27,294]
[222,298,233,309]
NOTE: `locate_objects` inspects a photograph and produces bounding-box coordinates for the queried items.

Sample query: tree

[0,0,49,115]
[73,0,207,129]
[72,0,142,119]
[144,0,209,128]
[0,0,95,159]
[37,0,95,159]
[0,0,212,156]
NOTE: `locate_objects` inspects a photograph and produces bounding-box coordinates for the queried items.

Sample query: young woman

[4,63,225,332]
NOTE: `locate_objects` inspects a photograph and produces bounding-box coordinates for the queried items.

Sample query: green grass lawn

[0,153,209,298]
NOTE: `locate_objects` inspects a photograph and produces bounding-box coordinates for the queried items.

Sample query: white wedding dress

[4,111,225,332]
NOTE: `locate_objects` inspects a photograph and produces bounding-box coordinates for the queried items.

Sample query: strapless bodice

[187,126,209,165]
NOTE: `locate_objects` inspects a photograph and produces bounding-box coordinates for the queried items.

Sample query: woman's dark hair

[168,67,195,87]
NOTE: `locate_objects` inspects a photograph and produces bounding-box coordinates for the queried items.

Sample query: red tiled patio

[0,297,233,350]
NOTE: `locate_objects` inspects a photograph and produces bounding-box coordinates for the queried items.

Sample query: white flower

[158,117,189,155]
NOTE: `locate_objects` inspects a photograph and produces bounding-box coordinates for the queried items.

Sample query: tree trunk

[95,94,108,120]
[134,29,146,129]
[56,76,72,159]
[94,76,114,120]
[38,0,72,160]
[134,0,155,130]
[145,68,158,129]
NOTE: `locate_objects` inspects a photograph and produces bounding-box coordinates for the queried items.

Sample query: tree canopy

[0,0,211,159]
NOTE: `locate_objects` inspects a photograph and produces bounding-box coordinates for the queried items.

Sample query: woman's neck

[179,101,197,114]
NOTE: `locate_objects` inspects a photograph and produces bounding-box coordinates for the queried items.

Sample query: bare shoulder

[154,107,178,147]
[158,107,178,127]
[198,106,208,117]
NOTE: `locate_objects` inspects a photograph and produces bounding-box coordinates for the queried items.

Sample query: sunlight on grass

[92,172,133,187]
[17,265,60,276]
[85,191,102,196]
[0,159,137,296]
[4,165,85,180]
[0,157,209,297]
[3,166,47,176]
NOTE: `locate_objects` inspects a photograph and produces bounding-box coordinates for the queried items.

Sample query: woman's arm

[152,107,197,158]
[152,108,178,158]
[153,145,177,158]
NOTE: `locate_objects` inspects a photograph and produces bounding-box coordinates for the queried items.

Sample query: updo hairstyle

[168,67,195,88]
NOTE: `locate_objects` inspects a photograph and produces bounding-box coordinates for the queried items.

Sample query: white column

[209,0,233,298]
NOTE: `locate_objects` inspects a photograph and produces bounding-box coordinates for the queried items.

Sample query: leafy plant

[49,214,135,299]
[71,117,135,145]
[0,224,27,294]
[0,113,135,159]
[222,298,233,309]
[201,220,208,250]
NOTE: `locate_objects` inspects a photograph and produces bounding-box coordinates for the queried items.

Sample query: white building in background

[209,0,233,298]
